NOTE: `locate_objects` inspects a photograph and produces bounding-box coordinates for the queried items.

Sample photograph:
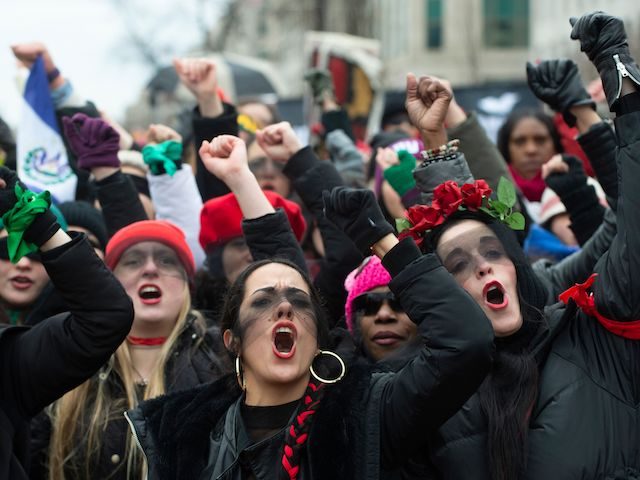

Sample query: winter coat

[28,317,227,480]
[446,111,514,192]
[94,170,148,238]
[0,234,133,480]
[192,103,237,202]
[426,108,640,480]
[126,240,494,480]
[534,206,616,303]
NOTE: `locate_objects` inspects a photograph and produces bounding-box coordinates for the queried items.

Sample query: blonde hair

[46,284,201,480]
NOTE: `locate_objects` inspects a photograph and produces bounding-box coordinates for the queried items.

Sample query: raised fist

[146,124,182,145]
[323,186,394,254]
[255,122,303,164]
[570,11,640,109]
[199,135,248,184]
[405,74,453,135]
[61,113,120,170]
[174,57,223,116]
[526,59,595,126]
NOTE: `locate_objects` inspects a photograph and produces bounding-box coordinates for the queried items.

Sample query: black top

[240,400,298,444]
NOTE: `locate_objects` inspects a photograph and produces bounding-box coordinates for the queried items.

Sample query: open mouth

[272,322,297,359]
[138,285,162,305]
[483,281,508,310]
[11,276,33,290]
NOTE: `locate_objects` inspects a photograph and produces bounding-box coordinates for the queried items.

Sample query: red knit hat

[105,220,196,279]
[199,190,307,251]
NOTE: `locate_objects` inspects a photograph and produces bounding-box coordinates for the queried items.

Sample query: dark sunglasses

[352,291,404,316]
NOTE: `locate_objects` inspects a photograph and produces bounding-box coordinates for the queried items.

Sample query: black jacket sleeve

[557,183,606,245]
[378,238,494,467]
[242,209,307,274]
[192,103,237,201]
[95,170,148,237]
[0,234,133,419]
[446,111,514,191]
[533,207,616,302]
[283,147,364,325]
[577,121,618,210]
[594,108,640,320]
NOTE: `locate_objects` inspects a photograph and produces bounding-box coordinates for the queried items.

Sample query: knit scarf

[508,165,546,202]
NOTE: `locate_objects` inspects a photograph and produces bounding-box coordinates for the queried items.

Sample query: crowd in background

[1,9,640,480]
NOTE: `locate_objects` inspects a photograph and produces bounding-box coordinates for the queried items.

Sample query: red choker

[126,335,168,346]
[560,273,640,340]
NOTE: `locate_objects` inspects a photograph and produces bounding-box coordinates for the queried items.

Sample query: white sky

[0,0,224,128]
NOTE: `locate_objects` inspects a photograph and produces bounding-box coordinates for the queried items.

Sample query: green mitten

[383,150,416,197]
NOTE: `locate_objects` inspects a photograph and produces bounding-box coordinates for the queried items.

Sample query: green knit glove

[383,150,417,197]
[142,140,183,177]
[2,184,52,263]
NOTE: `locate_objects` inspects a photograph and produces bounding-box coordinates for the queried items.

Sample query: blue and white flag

[17,56,77,203]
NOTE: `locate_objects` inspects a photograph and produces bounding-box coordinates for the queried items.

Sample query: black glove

[0,167,59,247]
[545,155,588,197]
[570,11,640,110]
[526,60,595,127]
[0,167,24,217]
[322,187,394,255]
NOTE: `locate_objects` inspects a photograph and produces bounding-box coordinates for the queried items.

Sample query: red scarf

[508,165,546,202]
[559,273,640,339]
[126,335,168,346]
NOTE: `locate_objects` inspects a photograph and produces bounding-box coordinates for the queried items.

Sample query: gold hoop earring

[235,356,246,391]
[309,350,346,384]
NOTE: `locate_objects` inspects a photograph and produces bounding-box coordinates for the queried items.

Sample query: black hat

[58,201,108,250]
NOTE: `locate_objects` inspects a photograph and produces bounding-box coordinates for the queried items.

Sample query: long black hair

[219,258,331,480]
[425,211,548,480]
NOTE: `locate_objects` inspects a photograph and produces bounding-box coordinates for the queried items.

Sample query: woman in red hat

[31,219,226,480]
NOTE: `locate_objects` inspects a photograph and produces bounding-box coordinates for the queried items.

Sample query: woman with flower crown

[377,12,640,480]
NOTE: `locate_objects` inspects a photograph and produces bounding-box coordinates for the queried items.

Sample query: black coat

[426,109,640,479]
[0,234,133,480]
[94,170,148,238]
[126,243,494,479]
[28,317,227,480]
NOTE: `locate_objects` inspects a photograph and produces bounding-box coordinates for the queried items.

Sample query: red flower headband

[397,177,525,247]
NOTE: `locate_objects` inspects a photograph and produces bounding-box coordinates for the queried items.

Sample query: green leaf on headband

[497,177,517,208]
[479,206,498,218]
[489,199,509,216]
[505,211,525,230]
[396,217,412,233]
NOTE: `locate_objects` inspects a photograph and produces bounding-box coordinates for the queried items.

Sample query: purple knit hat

[344,256,392,332]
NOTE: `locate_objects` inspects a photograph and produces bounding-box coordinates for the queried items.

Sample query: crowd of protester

[1,10,640,480]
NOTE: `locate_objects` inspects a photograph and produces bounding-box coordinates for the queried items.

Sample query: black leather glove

[526,59,595,127]
[0,167,24,217]
[570,11,640,110]
[545,155,588,197]
[322,187,394,255]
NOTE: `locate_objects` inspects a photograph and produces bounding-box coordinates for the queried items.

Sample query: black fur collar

[134,360,377,479]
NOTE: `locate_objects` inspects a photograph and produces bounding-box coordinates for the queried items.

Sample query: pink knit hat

[344,256,392,332]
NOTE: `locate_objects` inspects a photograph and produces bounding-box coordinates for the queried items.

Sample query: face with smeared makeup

[224,262,319,399]
[437,220,522,337]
